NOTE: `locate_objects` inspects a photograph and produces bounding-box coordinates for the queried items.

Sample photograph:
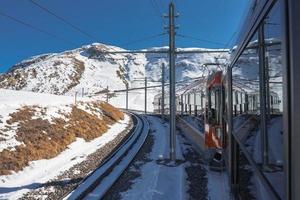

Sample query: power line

[26,0,135,62]
[0,11,77,47]
[149,0,166,25]
[9,1,122,63]
[113,77,202,93]
[27,0,97,41]
[121,33,166,47]
[27,0,125,62]
[151,0,162,13]
[224,30,238,49]
[154,0,167,21]
[177,33,227,47]
[0,7,123,64]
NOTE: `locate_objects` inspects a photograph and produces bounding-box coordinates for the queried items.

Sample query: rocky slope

[0,43,229,96]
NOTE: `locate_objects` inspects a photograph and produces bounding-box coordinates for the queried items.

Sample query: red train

[204,71,225,149]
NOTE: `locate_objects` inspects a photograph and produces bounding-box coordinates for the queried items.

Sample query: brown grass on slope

[0,102,124,175]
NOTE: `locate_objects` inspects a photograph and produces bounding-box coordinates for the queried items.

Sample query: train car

[152,0,300,198]
[204,71,225,149]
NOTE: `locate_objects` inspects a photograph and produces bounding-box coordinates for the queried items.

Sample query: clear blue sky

[0,0,251,72]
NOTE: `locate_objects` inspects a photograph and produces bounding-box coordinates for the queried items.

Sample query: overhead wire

[28,0,167,60]
[224,30,238,49]
[0,11,78,47]
[28,0,164,62]
[149,0,166,25]
[27,0,97,41]
[121,33,167,47]
[177,33,228,47]
[26,0,123,62]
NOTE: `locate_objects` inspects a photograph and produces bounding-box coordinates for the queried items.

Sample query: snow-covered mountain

[0,43,229,96]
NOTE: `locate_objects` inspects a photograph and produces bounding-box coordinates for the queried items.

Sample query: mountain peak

[0,44,229,96]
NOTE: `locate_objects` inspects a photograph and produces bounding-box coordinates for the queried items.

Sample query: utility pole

[126,83,129,110]
[161,63,165,119]
[265,55,270,119]
[258,24,268,168]
[145,77,147,114]
[166,2,177,161]
[194,91,197,117]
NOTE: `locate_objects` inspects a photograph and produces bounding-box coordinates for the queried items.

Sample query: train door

[205,85,223,148]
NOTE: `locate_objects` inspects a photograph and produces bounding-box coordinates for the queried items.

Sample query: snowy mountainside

[232,38,282,95]
[0,43,229,96]
[145,47,228,83]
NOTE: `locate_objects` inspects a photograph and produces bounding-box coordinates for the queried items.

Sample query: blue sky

[0,0,251,72]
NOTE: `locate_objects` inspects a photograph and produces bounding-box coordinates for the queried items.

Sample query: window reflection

[230,1,284,199]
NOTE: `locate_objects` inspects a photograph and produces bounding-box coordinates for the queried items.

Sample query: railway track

[64,112,150,200]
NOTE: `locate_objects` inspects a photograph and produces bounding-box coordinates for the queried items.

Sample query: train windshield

[208,86,221,125]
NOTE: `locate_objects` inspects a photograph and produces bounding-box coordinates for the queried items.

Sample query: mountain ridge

[0,43,229,96]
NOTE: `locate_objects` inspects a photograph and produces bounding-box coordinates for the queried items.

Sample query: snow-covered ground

[0,43,229,113]
[0,115,130,199]
[252,116,284,200]
[253,116,283,165]
[0,89,131,199]
[0,89,85,152]
[120,116,186,200]
[109,89,159,112]
[179,116,230,200]
[0,43,228,96]
[206,170,230,200]
[112,116,230,200]
[0,39,284,199]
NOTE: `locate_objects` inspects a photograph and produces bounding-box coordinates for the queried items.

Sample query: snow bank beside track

[0,89,131,199]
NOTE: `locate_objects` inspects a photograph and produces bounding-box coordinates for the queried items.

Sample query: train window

[232,90,236,105]
[215,88,221,124]
[211,90,216,110]
[264,3,283,114]
[263,2,284,197]
[232,29,259,119]
[207,87,222,125]
[230,1,284,198]
[195,93,200,106]
[191,93,195,105]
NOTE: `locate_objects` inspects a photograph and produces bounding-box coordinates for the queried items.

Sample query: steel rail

[65,112,150,200]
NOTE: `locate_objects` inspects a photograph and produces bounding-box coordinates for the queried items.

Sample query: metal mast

[161,63,165,119]
[168,2,177,161]
[258,24,269,168]
[145,77,147,114]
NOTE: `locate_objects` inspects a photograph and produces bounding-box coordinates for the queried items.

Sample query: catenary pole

[145,77,147,114]
[168,2,176,161]
[258,24,269,168]
[161,63,165,119]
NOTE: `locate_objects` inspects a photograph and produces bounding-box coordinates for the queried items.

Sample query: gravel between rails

[238,129,258,200]
[20,117,133,200]
[177,116,208,199]
[178,131,208,200]
[104,116,209,200]
[102,120,155,200]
